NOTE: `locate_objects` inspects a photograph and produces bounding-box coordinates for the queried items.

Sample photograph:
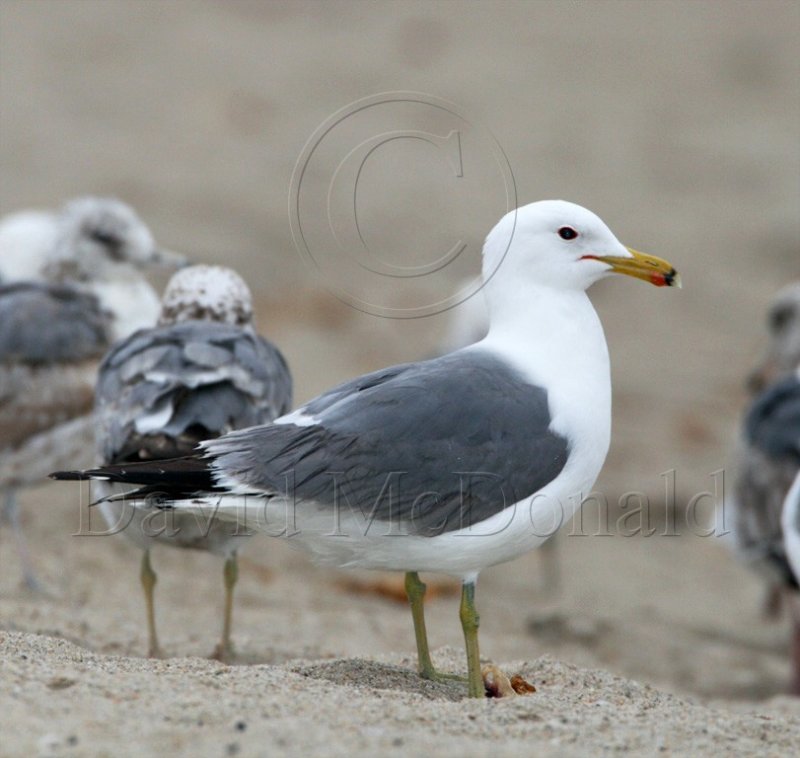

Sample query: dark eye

[769,305,794,334]
[88,229,124,260]
[89,229,118,247]
[558,226,578,241]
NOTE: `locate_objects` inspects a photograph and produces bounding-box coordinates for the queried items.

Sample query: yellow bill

[583,248,681,288]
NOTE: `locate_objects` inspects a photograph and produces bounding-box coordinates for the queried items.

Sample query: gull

[0,196,186,337]
[733,283,800,618]
[55,200,679,696]
[0,197,184,589]
[93,265,292,659]
[1,283,111,588]
[742,368,800,692]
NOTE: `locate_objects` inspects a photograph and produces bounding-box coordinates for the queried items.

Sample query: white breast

[782,471,800,584]
[90,279,161,340]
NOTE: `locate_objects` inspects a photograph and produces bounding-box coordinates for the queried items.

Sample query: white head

[482,200,678,298]
[44,197,186,282]
[159,265,254,327]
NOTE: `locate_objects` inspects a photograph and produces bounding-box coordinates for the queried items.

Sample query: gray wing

[734,374,800,588]
[745,375,800,463]
[96,320,292,463]
[205,349,570,537]
[0,283,111,451]
[0,282,110,365]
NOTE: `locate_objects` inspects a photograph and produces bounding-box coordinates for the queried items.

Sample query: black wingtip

[50,455,216,494]
[50,470,94,481]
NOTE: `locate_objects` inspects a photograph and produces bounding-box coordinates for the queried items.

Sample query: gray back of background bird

[95,320,292,463]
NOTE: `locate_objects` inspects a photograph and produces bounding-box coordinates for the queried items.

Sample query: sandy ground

[1,1,800,756]
[3,485,800,756]
[3,637,800,758]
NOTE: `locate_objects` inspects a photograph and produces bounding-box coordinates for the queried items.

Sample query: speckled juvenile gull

[55,200,680,696]
[93,265,292,659]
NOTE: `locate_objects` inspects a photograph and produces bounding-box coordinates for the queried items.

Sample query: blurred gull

[93,265,292,659]
[0,283,111,588]
[733,282,800,618]
[0,197,187,337]
[741,367,800,692]
[0,197,183,589]
[57,200,679,696]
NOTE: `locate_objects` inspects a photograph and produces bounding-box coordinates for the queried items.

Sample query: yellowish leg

[405,572,466,683]
[459,579,483,698]
[405,571,437,678]
[140,549,162,657]
[212,554,238,662]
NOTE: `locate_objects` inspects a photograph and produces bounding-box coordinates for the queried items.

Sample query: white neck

[478,281,612,492]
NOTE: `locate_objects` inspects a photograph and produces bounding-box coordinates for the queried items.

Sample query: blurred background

[1,0,799,701]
